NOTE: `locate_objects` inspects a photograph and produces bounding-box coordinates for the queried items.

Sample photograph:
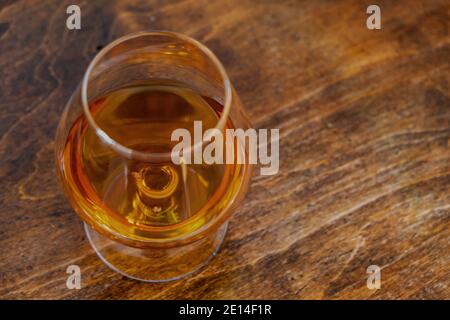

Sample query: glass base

[84,222,228,283]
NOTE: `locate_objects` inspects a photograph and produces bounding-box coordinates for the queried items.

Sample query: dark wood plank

[0,0,449,299]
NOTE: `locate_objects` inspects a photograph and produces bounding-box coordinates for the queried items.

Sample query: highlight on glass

[55,31,253,282]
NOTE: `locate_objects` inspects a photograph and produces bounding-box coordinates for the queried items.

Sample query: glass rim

[81,30,232,162]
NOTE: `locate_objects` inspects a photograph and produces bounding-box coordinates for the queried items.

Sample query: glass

[55,31,253,282]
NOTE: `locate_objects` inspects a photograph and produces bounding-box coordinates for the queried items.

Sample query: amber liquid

[60,81,246,242]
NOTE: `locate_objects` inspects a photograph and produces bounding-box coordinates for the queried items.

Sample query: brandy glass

[55,31,253,282]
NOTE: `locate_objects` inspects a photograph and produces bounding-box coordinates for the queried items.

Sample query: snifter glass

[55,31,253,282]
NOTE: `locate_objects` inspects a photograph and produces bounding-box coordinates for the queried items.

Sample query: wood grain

[0,0,449,299]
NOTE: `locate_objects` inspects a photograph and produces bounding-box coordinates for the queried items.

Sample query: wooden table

[0,0,449,299]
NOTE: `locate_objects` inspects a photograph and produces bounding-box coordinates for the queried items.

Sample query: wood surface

[0,0,449,299]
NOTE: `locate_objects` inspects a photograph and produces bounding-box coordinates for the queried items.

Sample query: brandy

[59,81,247,243]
